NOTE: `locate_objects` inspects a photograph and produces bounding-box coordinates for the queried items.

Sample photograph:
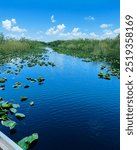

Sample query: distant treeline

[47,35,120,60]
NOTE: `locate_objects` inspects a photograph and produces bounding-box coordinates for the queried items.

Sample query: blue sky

[0,0,120,41]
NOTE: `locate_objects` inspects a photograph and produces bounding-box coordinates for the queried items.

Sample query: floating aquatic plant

[12,103,20,108]
[12,82,22,89]
[0,84,5,90]
[1,120,16,130]
[12,85,19,89]
[24,85,30,88]
[101,65,106,70]
[0,78,7,83]
[26,78,36,83]
[17,133,39,150]
[10,108,17,114]
[16,82,22,86]
[21,96,28,101]
[48,62,56,67]
[98,72,105,78]
[27,63,36,67]
[15,113,25,119]
[1,102,12,109]
[30,101,34,106]
[5,70,12,74]
[104,74,111,80]
[0,84,5,88]
[37,76,45,83]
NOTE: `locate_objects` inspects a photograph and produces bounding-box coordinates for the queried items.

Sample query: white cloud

[51,15,56,23]
[89,32,98,38]
[59,28,98,39]
[11,18,16,24]
[37,23,119,41]
[101,28,120,39]
[11,26,27,33]
[56,24,65,31]
[46,27,56,35]
[46,24,66,35]
[84,16,95,21]
[44,24,99,41]
[113,28,120,34]
[2,18,27,33]
[2,19,12,30]
[72,28,79,33]
[70,28,82,36]
[104,31,113,36]
[100,24,113,29]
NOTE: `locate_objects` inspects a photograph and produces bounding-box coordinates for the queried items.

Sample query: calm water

[0,48,120,150]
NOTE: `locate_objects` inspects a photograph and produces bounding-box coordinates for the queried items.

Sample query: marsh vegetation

[47,35,120,60]
[0,33,46,64]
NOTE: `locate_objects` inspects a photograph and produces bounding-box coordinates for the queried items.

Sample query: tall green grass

[48,35,120,60]
[0,33,46,63]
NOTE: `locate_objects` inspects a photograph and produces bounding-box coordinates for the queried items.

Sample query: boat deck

[0,132,22,150]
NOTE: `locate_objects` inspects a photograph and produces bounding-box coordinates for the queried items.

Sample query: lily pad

[0,87,5,90]
[0,110,7,116]
[5,70,12,74]
[15,113,25,118]
[30,101,34,106]
[38,61,46,66]
[24,85,30,88]
[10,108,17,114]
[30,79,36,83]
[104,74,111,80]
[98,72,104,78]
[16,82,22,86]
[0,84,5,88]
[27,63,35,67]
[0,110,8,120]
[12,82,22,89]
[12,103,20,108]
[26,78,36,83]
[101,65,106,70]
[0,114,8,120]
[21,96,28,101]
[37,77,45,83]
[17,133,39,150]
[12,85,19,89]
[0,78,7,83]
[48,62,56,67]
[2,102,12,109]
[1,120,16,130]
